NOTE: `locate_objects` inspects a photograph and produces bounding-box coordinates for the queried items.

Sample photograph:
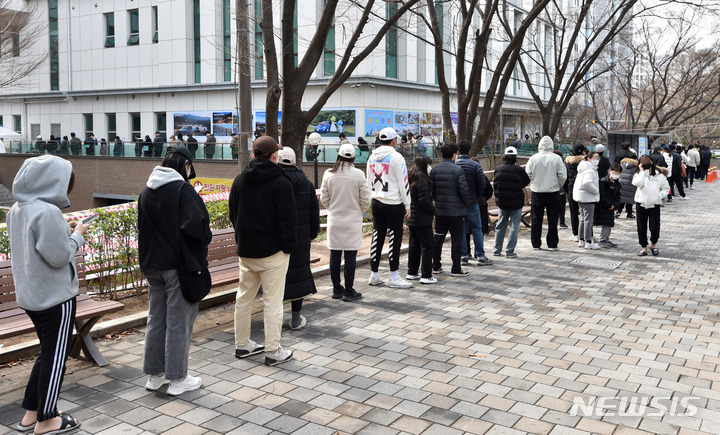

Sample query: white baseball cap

[594,144,606,153]
[379,127,398,141]
[504,146,518,155]
[338,143,356,158]
[277,147,296,165]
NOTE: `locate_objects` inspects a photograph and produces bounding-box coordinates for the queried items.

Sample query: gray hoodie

[7,155,85,312]
[525,136,567,193]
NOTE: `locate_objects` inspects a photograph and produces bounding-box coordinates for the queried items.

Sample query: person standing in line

[430,143,472,276]
[204,131,216,159]
[366,127,413,289]
[455,140,493,266]
[686,144,700,189]
[668,144,687,200]
[617,153,638,219]
[230,136,297,366]
[594,144,610,178]
[69,132,82,155]
[46,135,58,154]
[113,136,124,157]
[525,136,567,250]
[84,133,97,156]
[573,151,600,250]
[633,155,670,256]
[553,150,568,229]
[138,146,212,396]
[614,141,635,164]
[277,147,320,329]
[153,131,166,158]
[405,155,437,284]
[320,143,371,301]
[35,135,46,154]
[9,156,87,434]
[698,144,712,180]
[595,163,622,248]
[187,132,198,158]
[59,136,70,155]
[564,144,587,240]
[99,138,108,156]
[230,132,239,159]
[493,146,531,258]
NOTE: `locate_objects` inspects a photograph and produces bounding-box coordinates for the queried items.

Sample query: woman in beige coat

[320,143,371,302]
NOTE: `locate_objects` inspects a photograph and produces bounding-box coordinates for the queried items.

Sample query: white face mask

[427,166,432,174]
[591,159,600,168]
[611,172,621,180]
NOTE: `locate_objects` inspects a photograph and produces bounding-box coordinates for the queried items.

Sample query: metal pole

[236,0,252,171]
[313,147,319,188]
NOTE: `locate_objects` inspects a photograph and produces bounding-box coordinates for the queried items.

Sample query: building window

[49,0,59,90]
[84,114,94,139]
[0,116,3,127]
[31,124,40,140]
[152,7,158,43]
[14,115,22,133]
[12,33,20,57]
[193,0,200,83]
[107,113,116,141]
[323,0,335,77]
[155,112,166,135]
[386,2,398,79]
[104,13,115,47]
[223,0,231,81]
[254,0,263,80]
[130,113,141,140]
[128,10,139,45]
[51,123,61,138]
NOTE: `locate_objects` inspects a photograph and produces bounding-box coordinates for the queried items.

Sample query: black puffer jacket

[670,151,683,176]
[229,157,297,258]
[614,148,635,164]
[618,158,638,205]
[456,155,486,200]
[430,158,471,217]
[564,155,584,201]
[281,165,320,300]
[651,151,667,168]
[493,162,530,211]
[406,172,434,227]
[594,175,621,227]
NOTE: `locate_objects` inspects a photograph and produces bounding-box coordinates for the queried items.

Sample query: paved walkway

[1,180,719,435]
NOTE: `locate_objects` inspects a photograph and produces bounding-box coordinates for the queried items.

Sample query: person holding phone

[7,155,88,434]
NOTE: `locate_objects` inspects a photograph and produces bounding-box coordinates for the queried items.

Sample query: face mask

[591,159,599,168]
[611,172,621,180]
[427,166,432,175]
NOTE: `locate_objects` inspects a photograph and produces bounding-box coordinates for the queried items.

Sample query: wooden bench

[0,255,124,367]
[487,186,533,233]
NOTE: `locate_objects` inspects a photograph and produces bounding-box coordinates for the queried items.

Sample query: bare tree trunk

[236,0,252,170]
[261,0,281,141]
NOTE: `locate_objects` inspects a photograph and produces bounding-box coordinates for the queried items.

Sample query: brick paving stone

[513,416,555,435]
[389,415,432,434]
[159,421,208,435]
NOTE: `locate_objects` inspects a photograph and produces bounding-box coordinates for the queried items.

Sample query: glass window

[128,10,139,45]
[323,0,335,77]
[386,2,398,79]
[14,115,22,133]
[0,116,3,127]
[51,123,61,138]
[105,13,115,47]
[152,7,158,43]
[193,0,200,83]
[84,114,94,139]
[155,112,166,135]
[107,113,116,141]
[130,113,141,140]
[49,0,59,90]
[254,0,263,80]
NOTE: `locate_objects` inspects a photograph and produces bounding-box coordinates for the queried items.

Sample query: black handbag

[176,263,211,304]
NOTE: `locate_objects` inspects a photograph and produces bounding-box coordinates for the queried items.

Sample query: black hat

[166,146,196,179]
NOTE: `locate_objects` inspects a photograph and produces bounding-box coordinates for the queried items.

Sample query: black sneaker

[637,250,648,256]
[342,290,363,302]
[651,248,659,256]
[627,214,635,219]
[432,267,444,274]
[476,256,494,266]
[331,289,344,299]
[461,257,470,265]
[450,269,469,277]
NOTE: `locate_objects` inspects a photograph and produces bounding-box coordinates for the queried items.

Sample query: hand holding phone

[82,215,98,225]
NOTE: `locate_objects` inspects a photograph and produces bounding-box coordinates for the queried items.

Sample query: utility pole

[236,0,252,171]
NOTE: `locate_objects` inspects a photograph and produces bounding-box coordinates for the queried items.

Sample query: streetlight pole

[236,0,252,172]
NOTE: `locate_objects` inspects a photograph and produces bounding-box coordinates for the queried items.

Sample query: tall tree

[259,0,421,165]
[0,2,46,89]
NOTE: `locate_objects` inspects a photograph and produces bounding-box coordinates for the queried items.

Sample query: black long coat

[594,176,621,227]
[282,165,320,301]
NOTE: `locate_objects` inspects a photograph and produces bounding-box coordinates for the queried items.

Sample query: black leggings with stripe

[370,199,405,273]
[22,297,76,422]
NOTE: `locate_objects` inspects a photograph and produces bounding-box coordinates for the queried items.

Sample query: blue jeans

[462,204,484,257]
[494,209,522,255]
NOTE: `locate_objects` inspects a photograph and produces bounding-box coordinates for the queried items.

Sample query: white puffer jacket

[632,167,670,209]
[572,160,600,203]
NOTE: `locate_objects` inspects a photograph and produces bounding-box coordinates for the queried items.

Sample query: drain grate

[570,256,623,270]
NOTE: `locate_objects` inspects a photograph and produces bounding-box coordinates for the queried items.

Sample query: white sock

[390,270,399,281]
[371,271,380,279]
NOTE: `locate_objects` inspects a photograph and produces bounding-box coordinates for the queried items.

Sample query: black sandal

[637,250,647,256]
[34,414,80,435]
[651,248,659,256]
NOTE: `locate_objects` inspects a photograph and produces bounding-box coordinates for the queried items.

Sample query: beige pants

[234,251,290,353]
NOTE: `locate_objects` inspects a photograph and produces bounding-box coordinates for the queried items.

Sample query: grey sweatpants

[143,269,198,380]
[578,202,595,242]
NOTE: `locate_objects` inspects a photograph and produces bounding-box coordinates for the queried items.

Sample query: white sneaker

[578,240,585,248]
[368,275,384,286]
[419,277,438,284]
[388,278,413,288]
[145,374,169,391]
[572,235,579,242]
[235,339,265,358]
[167,375,202,396]
[679,196,689,200]
[690,187,695,190]
[265,345,293,366]
[585,242,600,250]
[405,274,421,280]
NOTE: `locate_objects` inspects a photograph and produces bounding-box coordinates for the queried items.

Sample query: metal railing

[4,140,239,160]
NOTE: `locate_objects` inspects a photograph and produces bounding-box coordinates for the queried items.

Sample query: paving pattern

[1,180,719,435]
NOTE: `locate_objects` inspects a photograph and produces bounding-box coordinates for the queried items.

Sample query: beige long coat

[320,164,371,251]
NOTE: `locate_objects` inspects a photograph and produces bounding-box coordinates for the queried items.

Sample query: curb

[0,244,408,363]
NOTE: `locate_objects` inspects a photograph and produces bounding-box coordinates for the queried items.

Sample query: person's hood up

[565,155,584,165]
[538,136,554,152]
[146,166,185,190]
[242,157,288,185]
[621,158,638,168]
[12,155,73,209]
[577,159,594,173]
[372,145,396,161]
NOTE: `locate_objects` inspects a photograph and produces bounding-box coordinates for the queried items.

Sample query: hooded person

[525,136,567,250]
[277,147,320,329]
[229,135,297,367]
[573,152,601,250]
[564,143,587,240]
[137,145,212,396]
[8,155,88,434]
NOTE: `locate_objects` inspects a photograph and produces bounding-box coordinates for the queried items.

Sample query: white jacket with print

[632,167,670,209]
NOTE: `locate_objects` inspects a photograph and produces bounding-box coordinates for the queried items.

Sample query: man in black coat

[69,132,82,155]
[153,131,166,158]
[84,133,97,155]
[492,147,530,257]
[229,136,297,367]
[186,132,198,158]
[699,145,712,180]
[204,132,216,159]
[668,143,686,199]
[456,140,492,266]
[430,142,471,276]
[614,142,635,164]
[651,145,667,168]
[595,163,622,248]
